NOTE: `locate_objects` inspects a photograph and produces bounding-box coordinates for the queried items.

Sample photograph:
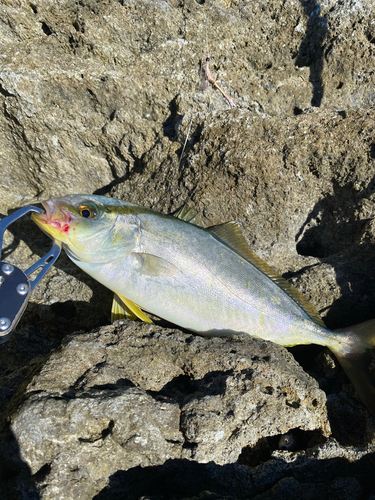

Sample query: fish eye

[78,203,98,219]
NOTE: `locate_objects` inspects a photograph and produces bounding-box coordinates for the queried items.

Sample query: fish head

[32,195,140,263]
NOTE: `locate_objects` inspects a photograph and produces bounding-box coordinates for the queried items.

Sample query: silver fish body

[32,194,375,414]
[71,207,330,345]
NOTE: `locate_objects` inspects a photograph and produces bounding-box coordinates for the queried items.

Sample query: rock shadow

[93,452,375,500]
[147,369,243,406]
[0,427,40,499]
[93,175,130,196]
[175,121,205,171]
[296,0,328,107]
[163,95,184,140]
[295,180,369,260]
[294,175,375,328]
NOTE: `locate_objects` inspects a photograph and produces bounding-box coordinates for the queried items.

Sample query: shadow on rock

[0,427,39,500]
[294,176,375,328]
[93,174,130,197]
[163,95,184,141]
[296,0,328,107]
[93,452,375,500]
[150,370,239,405]
[295,178,374,259]
[93,459,250,500]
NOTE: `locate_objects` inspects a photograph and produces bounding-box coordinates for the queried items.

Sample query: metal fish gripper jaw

[0,206,61,344]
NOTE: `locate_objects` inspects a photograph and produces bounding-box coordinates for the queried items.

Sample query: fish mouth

[41,200,54,219]
[32,200,75,240]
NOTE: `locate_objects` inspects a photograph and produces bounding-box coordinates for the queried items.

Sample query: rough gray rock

[8,321,328,499]
[1,0,375,213]
[4,322,375,499]
[1,0,375,498]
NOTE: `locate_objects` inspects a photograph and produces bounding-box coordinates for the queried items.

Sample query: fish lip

[33,200,75,234]
[31,202,50,224]
[38,200,73,223]
[33,200,54,222]
[41,200,54,220]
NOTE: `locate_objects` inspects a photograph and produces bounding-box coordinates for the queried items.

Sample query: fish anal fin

[207,221,326,328]
[174,204,202,226]
[111,293,153,324]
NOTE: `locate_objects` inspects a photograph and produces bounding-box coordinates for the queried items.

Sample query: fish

[32,194,375,414]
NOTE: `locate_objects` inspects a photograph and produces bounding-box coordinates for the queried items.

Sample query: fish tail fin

[329,319,375,415]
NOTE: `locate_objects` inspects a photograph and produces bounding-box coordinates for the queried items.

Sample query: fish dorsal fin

[207,221,326,328]
[174,204,202,226]
[111,293,153,324]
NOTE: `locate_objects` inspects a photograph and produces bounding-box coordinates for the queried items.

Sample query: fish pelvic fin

[329,319,375,415]
[111,293,153,324]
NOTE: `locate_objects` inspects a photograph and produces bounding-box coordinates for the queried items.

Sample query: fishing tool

[0,206,61,344]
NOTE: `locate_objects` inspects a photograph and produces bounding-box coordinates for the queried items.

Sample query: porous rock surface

[8,322,328,498]
[1,0,375,498]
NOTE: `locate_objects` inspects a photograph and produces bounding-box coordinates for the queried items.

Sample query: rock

[2,321,375,498]
[1,0,375,212]
[7,321,328,498]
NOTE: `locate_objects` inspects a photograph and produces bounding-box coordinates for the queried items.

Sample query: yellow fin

[174,204,202,226]
[111,293,153,324]
[111,293,138,322]
[207,221,326,328]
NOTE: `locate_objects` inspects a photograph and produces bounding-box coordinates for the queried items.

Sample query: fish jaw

[32,200,77,243]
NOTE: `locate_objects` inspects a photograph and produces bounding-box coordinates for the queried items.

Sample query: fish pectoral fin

[207,221,326,328]
[174,204,202,226]
[111,293,153,324]
[133,253,180,278]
